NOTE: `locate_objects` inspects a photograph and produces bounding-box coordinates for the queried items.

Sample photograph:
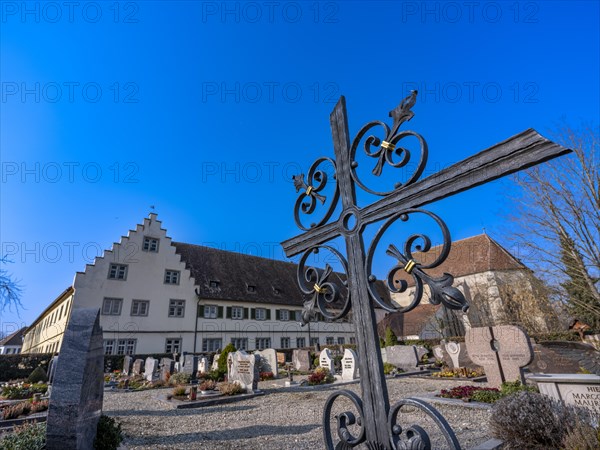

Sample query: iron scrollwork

[365,209,469,314]
[296,245,350,324]
[349,90,428,196]
[293,156,340,231]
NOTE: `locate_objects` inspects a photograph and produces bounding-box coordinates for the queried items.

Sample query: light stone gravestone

[132,358,145,376]
[122,355,133,376]
[341,348,359,380]
[529,374,600,416]
[227,350,259,393]
[320,348,334,373]
[211,353,220,371]
[465,325,534,387]
[385,345,419,372]
[432,345,446,362]
[380,347,387,364]
[256,348,279,377]
[159,358,175,382]
[144,357,159,382]
[415,345,429,361]
[48,355,59,384]
[198,357,209,374]
[292,349,310,372]
[46,308,104,450]
[277,352,286,366]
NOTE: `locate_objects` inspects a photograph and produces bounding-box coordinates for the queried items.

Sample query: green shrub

[172,386,187,396]
[0,354,54,382]
[500,380,537,397]
[217,343,236,374]
[1,383,48,400]
[27,366,47,384]
[470,389,503,403]
[307,367,334,385]
[168,372,191,386]
[384,327,398,347]
[383,363,396,375]
[490,391,591,449]
[93,415,124,450]
[0,422,46,450]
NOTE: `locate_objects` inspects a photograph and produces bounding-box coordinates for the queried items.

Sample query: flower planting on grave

[168,372,191,386]
[437,381,538,403]
[198,380,217,391]
[1,399,49,420]
[307,367,334,385]
[0,382,47,400]
[218,382,243,396]
[431,367,484,378]
[259,371,274,381]
[172,386,187,398]
[0,421,46,449]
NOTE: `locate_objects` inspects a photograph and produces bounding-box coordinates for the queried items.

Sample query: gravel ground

[103,377,493,449]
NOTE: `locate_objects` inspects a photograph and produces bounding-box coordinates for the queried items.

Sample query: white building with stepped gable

[22,214,357,355]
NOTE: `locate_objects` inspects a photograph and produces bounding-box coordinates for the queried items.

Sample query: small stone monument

[159,358,175,382]
[144,357,159,382]
[255,348,279,377]
[319,348,334,373]
[465,325,534,387]
[227,351,259,392]
[341,348,358,380]
[292,349,310,372]
[122,355,133,376]
[132,358,145,375]
[385,345,419,372]
[211,353,220,371]
[198,357,209,374]
[46,308,104,450]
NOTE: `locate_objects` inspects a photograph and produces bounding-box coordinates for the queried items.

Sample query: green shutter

[197,305,204,317]
[266,309,271,320]
[226,307,232,319]
[250,308,256,319]
[218,306,223,318]
[244,308,249,319]
[275,309,280,320]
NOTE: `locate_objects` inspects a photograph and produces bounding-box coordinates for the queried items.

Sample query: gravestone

[342,348,359,380]
[444,342,475,369]
[132,359,145,376]
[198,356,209,374]
[122,355,133,376]
[48,355,59,384]
[380,347,387,364]
[528,341,600,375]
[277,352,286,366]
[320,348,334,373]
[159,358,175,382]
[227,350,259,393]
[415,345,429,362]
[46,308,104,450]
[529,374,600,416]
[292,349,310,372]
[385,345,419,372]
[432,345,448,364]
[182,354,198,375]
[256,348,279,377]
[144,357,159,382]
[211,353,220,371]
[465,325,534,387]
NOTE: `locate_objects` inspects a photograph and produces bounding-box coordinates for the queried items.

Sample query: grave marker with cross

[281,92,570,449]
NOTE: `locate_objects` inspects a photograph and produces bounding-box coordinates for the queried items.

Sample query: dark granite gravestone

[122,355,133,375]
[46,308,104,450]
[182,354,198,375]
[528,341,600,375]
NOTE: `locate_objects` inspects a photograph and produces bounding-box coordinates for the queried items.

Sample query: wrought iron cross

[281,93,570,449]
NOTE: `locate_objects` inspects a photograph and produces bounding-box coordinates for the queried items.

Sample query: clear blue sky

[1,1,599,332]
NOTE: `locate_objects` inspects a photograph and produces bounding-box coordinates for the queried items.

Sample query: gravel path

[103,377,493,449]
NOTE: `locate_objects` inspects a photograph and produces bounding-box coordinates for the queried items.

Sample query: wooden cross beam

[281,94,570,449]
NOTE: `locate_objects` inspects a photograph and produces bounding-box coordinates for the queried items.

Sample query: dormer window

[209,280,220,289]
[247,285,256,293]
[273,287,281,295]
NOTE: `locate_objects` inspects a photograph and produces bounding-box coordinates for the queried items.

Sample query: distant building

[378,234,557,340]
[0,327,26,354]
[22,214,356,355]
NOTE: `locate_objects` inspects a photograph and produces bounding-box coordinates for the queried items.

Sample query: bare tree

[0,256,23,314]
[503,124,600,329]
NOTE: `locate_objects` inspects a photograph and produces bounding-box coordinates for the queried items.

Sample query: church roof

[392,233,526,287]
[377,304,441,339]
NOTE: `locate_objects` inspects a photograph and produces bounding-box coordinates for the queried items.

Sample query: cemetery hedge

[0,354,54,382]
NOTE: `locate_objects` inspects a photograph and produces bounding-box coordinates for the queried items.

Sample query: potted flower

[198,379,217,394]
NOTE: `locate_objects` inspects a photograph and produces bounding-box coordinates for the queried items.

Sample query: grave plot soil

[103,377,493,449]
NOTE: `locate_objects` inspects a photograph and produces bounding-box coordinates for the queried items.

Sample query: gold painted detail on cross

[404,259,417,274]
[305,186,313,196]
[381,140,396,151]
[314,283,326,294]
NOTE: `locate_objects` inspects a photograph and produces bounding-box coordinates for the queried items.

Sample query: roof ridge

[172,241,299,267]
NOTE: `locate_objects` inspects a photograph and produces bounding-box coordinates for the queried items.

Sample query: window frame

[164,270,180,285]
[255,337,271,350]
[230,338,248,350]
[296,337,306,348]
[165,338,182,354]
[204,305,218,319]
[255,308,267,321]
[231,306,244,320]
[142,236,160,252]
[108,264,128,280]
[280,337,290,349]
[202,338,222,352]
[168,299,186,318]
[102,297,123,316]
[131,299,149,316]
